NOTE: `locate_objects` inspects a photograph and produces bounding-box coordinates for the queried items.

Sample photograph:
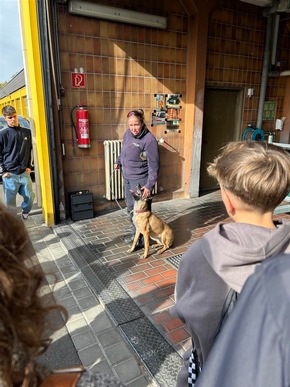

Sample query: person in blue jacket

[0,105,35,219]
[114,109,160,243]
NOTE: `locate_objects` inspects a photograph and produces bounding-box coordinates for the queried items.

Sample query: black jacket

[0,125,33,175]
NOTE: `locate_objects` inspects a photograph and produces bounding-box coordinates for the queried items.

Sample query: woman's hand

[113,163,120,170]
[141,186,150,199]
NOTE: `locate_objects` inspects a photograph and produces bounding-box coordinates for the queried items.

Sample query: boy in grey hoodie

[171,141,290,387]
[194,252,290,387]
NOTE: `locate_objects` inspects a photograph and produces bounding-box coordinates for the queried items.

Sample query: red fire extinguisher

[70,103,91,148]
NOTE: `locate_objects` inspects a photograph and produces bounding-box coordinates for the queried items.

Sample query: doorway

[200,87,244,191]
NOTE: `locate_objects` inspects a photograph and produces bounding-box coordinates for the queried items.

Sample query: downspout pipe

[256,13,273,129]
[262,0,279,15]
[36,1,60,224]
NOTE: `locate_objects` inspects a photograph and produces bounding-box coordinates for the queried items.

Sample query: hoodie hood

[203,221,290,292]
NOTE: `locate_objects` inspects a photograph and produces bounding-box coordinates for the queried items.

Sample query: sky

[0,0,24,84]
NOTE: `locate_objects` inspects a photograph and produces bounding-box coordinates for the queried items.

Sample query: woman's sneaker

[123,234,144,247]
[137,235,144,247]
[123,234,134,244]
[22,212,29,220]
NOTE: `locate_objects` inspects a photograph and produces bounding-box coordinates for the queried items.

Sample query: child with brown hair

[171,141,290,387]
[0,203,124,387]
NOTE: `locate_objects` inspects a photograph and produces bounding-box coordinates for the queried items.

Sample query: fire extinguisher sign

[71,72,85,88]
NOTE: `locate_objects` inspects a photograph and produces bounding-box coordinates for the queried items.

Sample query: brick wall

[206,0,290,136]
[57,1,188,208]
[56,0,290,211]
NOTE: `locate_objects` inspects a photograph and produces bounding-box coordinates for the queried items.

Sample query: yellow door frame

[18,0,55,226]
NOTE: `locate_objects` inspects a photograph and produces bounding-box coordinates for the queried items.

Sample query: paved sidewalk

[25,213,153,386]
[24,191,290,386]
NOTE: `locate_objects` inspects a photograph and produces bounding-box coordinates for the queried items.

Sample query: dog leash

[110,170,125,210]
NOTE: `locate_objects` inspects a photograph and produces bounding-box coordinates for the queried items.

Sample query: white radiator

[103,140,157,201]
[104,140,124,200]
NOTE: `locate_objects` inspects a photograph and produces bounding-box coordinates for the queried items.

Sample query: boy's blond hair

[207,141,290,212]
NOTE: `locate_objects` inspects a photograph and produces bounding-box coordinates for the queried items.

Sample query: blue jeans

[2,172,35,214]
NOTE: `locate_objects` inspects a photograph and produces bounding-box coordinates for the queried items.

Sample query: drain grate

[166,254,183,269]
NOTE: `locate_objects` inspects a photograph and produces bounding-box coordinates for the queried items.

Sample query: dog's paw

[152,243,164,253]
[127,248,135,253]
[140,253,148,259]
[157,248,167,255]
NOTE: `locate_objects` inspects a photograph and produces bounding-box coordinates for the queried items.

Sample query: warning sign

[71,72,85,88]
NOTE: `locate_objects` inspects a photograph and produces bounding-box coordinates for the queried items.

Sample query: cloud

[0,0,24,84]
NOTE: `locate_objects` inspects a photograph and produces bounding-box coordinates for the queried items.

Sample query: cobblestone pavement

[22,190,290,386]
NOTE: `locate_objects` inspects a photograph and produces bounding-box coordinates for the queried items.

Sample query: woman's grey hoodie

[171,220,290,387]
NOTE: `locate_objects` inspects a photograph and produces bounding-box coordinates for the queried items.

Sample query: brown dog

[128,185,174,259]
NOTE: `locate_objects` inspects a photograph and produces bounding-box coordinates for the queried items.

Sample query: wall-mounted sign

[152,110,166,126]
[155,94,166,111]
[166,93,181,108]
[71,72,85,88]
[151,93,182,132]
[263,101,277,121]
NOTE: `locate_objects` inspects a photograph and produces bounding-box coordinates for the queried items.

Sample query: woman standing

[114,109,160,244]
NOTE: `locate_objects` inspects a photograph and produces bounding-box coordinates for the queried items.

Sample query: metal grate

[166,254,183,269]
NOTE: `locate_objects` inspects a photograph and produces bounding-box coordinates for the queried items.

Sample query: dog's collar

[134,209,148,214]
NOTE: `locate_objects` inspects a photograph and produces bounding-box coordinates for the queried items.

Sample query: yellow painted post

[18,89,25,117]
[18,0,55,226]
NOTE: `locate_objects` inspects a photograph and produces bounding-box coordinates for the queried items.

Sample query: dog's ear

[136,185,145,198]
[136,184,142,195]
[129,189,137,198]
[130,189,141,200]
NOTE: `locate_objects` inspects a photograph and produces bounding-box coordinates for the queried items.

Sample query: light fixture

[247,88,254,98]
[68,0,167,29]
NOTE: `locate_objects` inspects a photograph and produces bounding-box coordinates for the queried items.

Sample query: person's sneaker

[123,234,134,244]
[22,212,29,220]
[136,235,144,248]
[123,234,144,247]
